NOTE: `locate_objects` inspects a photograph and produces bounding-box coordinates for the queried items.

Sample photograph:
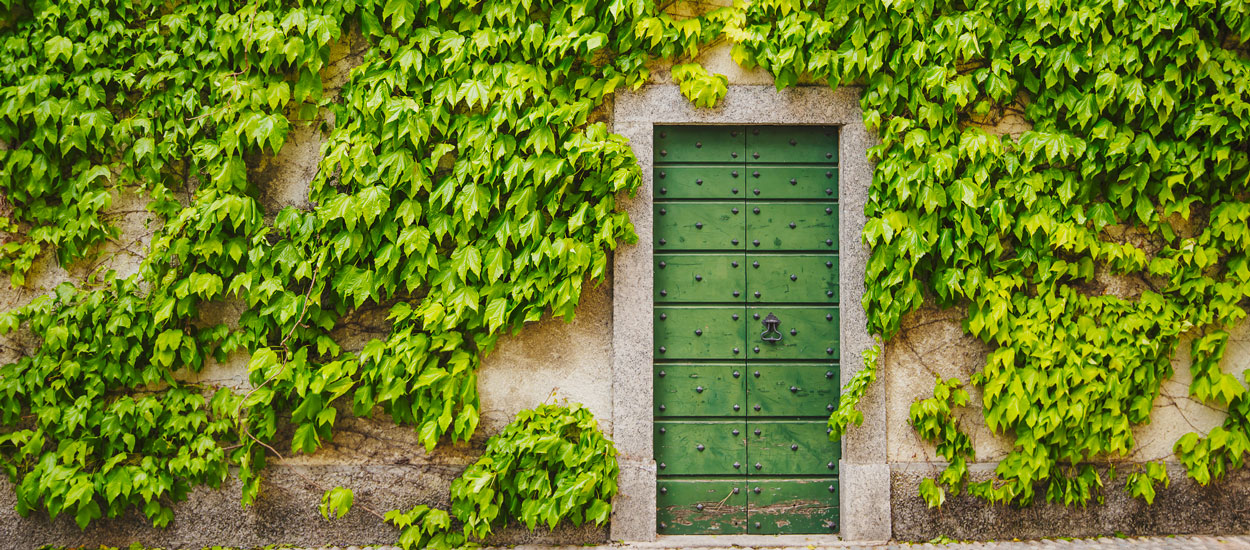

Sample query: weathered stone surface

[892,462,1250,541]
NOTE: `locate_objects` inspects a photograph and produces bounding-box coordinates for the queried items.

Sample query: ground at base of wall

[62,535,1250,550]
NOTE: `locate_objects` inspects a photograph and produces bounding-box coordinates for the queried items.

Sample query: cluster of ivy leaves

[380,403,617,550]
[731,0,1250,507]
[0,0,728,532]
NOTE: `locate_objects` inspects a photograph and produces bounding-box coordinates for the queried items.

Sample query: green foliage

[672,63,728,108]
[909,376,973,508]
[319,486,354,520]
[1125,461,1169,505]
[385,403,616,550]
[827,343,879,441]
[0,0,719,531]
[733,0,1250,507]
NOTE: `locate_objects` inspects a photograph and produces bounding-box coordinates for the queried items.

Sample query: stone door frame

[609,85,891,542]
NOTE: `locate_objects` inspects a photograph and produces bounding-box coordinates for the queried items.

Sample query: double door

[652,125,842,534]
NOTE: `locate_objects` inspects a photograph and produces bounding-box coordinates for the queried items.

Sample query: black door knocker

[761,312,783,343]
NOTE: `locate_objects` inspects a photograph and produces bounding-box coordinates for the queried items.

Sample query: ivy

[0,0,722,534]
[732,0,1250,507]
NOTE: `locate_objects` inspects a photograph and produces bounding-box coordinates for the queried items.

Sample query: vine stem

[243,431,389,523]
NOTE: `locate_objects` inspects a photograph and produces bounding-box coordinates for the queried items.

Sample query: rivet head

[659,370,666,377]
[661,522,668,529]
[733,347,740,354]
[694,329,702,336]
[695,274,703,281]
[792,444,799,451]
[828,404,836,411]
[826,313,833,320]
[753,313,760,320]
[733,371,741,378]
[732,188,739,194]
[829,485,836,493]
[695,222,703,229]
[754,404,762,411]
[659,261,666,268]
[790,274,798,281]
[753,207,760,214]
[827,290,834,297]
[826,347,834,355]
[826,152,833,159]
[825,169,834,179]
[790,178,798,185]
[731,152,738,158]
[752,240,760,247]
[790,328,797,336]
[754,291,761,298]
[826,239,834,246]
[827,261,833,267]
[790,386,799,393]
[660,187,667,194]
[659,404,666,411]
[659,171,666,178]
[755,462,762,470]
[754,428,761,435]
[733,487,741,494]
[696,178,703,185]
[752,171,760,178]
[660,290,667,296]
[752,128,760,135]
[659,132,667,138]
[732,313,740,320]
[660,149,667,156]
[659,238,667,245]
[659,346,666,353]
[755,522,762,528]
[695,386,704,393]
[733,404,740,411]
[660,313,667,320]
[732,207,739,214]
[696,503,704,511]
[696,444,705,451]
[734,462,741,469]
[753,346,760,353]
[826,207,833,214]
[695,141,703,148]
[754,371,760,378]
[753,152,760,159]
[731,130,739,137]
[752,261,760,268]
[732,239,740,245]
[732,170,739,177]
[789,139,797,145]
[828,462,835,469]
[659,208,667,215]
[732,261,739,267]
[733,291,741,297]
[826,188,834,195]
[661,487,668,494]
[660,427,667,433]
[753,188,761,195]
[660,462,666,469]
[827,371,835,378]
[789,222,797,229]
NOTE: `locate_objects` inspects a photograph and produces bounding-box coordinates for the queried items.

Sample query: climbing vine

[0,0,726,534]
[732,0,1250,507]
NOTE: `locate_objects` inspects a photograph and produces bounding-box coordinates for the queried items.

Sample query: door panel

[746,202,839,251]
[655,306,745,360]
[741,166,839,200]
[746,253,839,303]
[747,364,840,417]
[655,165,751,199]
[746,420,841,475]
[657,479,747,534]
[655,364,746,417]
[655,125,746,163]
[745,306,840,360]
[745,126,838,164]
[655,420,747,476]
[655,202,745,251]
[747,479,839,534]
[656,253,745,303]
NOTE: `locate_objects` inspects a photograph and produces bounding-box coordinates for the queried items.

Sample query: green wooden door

[653,125,841,535]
